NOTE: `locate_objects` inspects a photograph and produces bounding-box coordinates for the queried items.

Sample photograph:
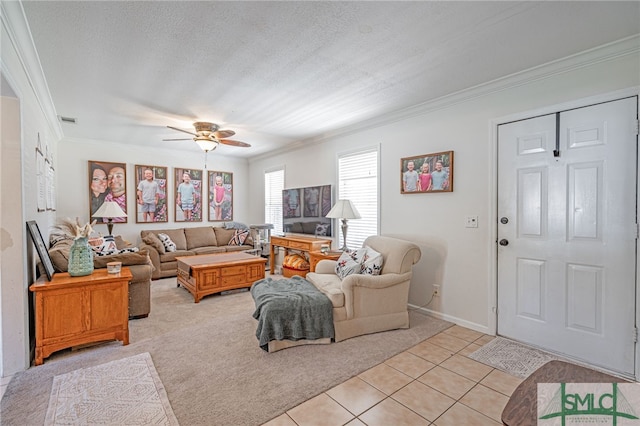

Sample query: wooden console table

[29,268,132,365]
[270,235,332,274]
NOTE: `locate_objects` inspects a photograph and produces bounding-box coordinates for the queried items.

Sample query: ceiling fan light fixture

[195,138,218,152]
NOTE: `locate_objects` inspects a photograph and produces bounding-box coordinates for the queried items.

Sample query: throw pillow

[355,246,384,275]
[335,251,361,279]
[228,229,250,246]
[283,254,310,270]
[158,233,177,252]
[88,235,118,256]
[93,249,151,268]
[94,247,140,257]
[315,223,330,236]
[142,232,165,254]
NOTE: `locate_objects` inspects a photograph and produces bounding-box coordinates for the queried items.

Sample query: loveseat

[47,235,153,319]
[305,235,421,342]
[140,226,254,280]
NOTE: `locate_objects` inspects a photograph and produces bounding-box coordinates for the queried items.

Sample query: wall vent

[57,115,77,124]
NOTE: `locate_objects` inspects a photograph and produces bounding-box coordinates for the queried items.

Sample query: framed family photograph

[174,168,203,222]
[283,188,302,218]
[88,160,127,223]
[208,171,233,221]
[401,150,454,194]
[134,165,168,223]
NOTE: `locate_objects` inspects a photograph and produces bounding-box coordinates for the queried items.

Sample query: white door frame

[488,86,640,379]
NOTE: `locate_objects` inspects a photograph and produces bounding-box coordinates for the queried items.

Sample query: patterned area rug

[469,337,562,379]
[45,352,178,425]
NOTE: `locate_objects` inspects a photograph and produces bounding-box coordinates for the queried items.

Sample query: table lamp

[92,201,127,235]
[326,199,361,251]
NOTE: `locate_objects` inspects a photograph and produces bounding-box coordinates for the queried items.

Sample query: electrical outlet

[433,284,440,296]
[465,215,478,228]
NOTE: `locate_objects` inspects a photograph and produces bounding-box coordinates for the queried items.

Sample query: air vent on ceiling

[58,115,77,124]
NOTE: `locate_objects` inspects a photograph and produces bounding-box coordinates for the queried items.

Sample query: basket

[282,265,309,278]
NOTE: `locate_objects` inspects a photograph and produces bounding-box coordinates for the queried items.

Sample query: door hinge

[635,119,639,136]
[633,326,638,343]
[636,223,639,240]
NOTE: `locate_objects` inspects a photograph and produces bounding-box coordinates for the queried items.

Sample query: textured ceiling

[21,1,640,158]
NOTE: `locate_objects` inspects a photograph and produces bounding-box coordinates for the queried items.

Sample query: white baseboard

[408,304,493,336]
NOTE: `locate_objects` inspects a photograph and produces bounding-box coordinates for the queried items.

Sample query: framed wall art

[208,171,233,221]
[174,168,203,222]
[400,150,453,194]
[26,221,55,281]
[134,165,168,223]
[88,160,127,222]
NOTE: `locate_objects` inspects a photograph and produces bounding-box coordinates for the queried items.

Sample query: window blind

[264,168,284,234]
[337,148,378,249]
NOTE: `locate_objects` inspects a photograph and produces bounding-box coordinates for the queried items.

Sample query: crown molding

[251,34,640,163]
[1,0,63,140]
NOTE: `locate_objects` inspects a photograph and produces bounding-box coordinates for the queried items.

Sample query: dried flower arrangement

[50,218,97,243]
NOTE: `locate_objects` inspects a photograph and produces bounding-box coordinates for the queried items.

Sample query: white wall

[1,2,62,374]
[248,45,640,334]
[57,139,250,245]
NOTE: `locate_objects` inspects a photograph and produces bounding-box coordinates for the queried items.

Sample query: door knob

[500,217,509,224]
[499,239,509,246]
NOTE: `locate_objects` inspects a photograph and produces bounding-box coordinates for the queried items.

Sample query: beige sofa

[140,226,254,280]
[305,235,421,342]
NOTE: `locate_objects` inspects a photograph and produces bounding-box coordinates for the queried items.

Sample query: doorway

[497,96,638,376]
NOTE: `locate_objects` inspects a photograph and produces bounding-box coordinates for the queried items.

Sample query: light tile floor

[263,325,522,426]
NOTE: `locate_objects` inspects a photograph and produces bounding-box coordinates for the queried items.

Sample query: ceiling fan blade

[214,129,235,139]
[162,138,192,141]
[219,139,251,148]
[167,125,198,137]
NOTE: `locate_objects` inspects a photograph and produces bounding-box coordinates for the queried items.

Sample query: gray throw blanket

[251,276,335,351]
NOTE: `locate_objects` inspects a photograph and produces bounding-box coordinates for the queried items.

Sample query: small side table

[29,268,132,365]
[309,250,343,272]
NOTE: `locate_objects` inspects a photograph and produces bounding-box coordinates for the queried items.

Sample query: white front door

[497,97,638,375]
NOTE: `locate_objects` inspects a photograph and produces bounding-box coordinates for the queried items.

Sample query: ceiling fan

[164,121,251,152]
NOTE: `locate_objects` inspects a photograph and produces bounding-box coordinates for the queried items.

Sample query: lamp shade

[195,139,218,152]
[93,201,127,219]
[326,199,361,219]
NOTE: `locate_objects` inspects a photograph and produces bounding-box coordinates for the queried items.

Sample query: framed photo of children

[208,171,233,221]
[174,168,203,222]
[134,165,168,223]
[400,150,454,194]
[88,160,128,222]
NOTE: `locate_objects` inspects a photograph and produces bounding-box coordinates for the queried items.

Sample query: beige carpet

[468,336,562,378]
[2,277,453,425]
[45,352,178,425]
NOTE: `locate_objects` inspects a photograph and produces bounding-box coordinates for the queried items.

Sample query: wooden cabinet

[270,235,332,274]
[308,250,343,272]
[29,268,132,365]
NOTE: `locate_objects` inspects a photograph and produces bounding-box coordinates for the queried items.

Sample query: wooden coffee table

[177,252,266,303]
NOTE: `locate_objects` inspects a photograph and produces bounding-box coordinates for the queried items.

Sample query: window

[264,168,284,234]
[337,148,378,249]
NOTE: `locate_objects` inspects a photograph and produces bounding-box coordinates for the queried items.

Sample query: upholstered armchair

[305,235,422,342]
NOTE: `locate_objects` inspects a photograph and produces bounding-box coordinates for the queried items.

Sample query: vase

[68,237,94,277]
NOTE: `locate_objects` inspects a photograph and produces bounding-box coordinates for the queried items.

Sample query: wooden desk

[270,235,332,274]
[29,268,132,365]
[308,250,343,272]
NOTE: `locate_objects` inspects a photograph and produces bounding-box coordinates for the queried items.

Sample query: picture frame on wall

[26,221,55,281]
[174,168,203,222]
[134,165,168,223]
[283,188,302,218]
[400,150,454,194]
[88,160,127,222]
[208,171,233,221]
[303,186,321,217]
